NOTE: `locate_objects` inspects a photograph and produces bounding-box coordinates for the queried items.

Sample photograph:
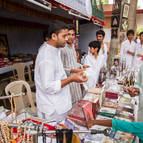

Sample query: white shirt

[84,53,95,67]
[84,53,104,88]
[99,43,108,67]
[35,42,72,116]
[134,43,143,69]
[120,40,136,67]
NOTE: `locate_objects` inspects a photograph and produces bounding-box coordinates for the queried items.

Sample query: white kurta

[99,43,108,67]
[120,40,136,67]
[134,43,143,69]
[84,53,95,68]
[35,42,72,117]
[84,54,104,88]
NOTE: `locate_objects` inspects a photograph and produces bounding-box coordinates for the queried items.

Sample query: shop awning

[26,0,105,26]
[54,0,92,18]
[53,0,105,26]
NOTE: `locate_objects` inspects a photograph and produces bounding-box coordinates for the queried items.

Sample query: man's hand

[70,68,83,73]
[61,72,87,88]
[82,65,90,69]
[86,120,95,129]
[137,54,143,58]
[71,72,88,83]
[86,120,112,129]
[127,50,135,56]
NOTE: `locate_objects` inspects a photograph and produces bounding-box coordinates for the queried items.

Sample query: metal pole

[0,93,25,100]
[8,123,111,136]
[25,0,51,11]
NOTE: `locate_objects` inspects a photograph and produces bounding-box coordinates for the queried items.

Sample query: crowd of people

[34,22,143,142]
[35,22,109,121]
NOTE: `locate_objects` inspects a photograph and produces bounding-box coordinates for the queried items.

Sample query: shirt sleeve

[39,60,61,95]
[112,118,143,141]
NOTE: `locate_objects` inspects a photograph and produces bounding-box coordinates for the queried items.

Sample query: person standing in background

[134,32,143,69]
[60,26,89,104]
[96,30,108,67]
[120,29,136,68]
[84,41,103,88]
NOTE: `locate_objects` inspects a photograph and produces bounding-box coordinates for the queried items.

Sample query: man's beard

[67,40,73,45]
[57,42,65,48]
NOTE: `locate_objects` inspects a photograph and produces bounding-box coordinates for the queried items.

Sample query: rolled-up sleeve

[39,60,61,95]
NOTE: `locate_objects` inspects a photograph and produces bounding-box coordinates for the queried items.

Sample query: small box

[105,91,118,99]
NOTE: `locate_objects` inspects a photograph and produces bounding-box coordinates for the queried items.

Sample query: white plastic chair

[12,63,34,87]
[5,80,36,114]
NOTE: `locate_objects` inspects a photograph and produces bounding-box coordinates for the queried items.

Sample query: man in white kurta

[96,30,108,67]
[134,32,143,69]
[84,41,98,69]
[35,24,87,122]
[35,42,72,121]
[84,41,104,88]
[120,30,136,68]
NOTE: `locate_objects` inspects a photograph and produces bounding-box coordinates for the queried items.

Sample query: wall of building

[103,17,111,48]
[79,23,99,53]
[0,25,46,56]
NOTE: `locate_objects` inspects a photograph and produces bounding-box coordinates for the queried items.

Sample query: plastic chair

[5,80,36,114]
[12,63,34,87]
[0,80,10,107]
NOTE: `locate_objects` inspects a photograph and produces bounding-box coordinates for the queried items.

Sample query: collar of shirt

[127,39,135,45]
[65,43,74,49]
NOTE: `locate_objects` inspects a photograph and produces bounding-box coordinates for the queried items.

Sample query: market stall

[0,57,139,142]
[1,1,140,143]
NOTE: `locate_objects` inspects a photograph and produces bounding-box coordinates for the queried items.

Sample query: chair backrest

[13,63,26,80]
[12,63,33,83]
[27,64,33,84]
[5,80,36,113]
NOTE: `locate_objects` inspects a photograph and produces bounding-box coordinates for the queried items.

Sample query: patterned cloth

[60,44,82,104]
